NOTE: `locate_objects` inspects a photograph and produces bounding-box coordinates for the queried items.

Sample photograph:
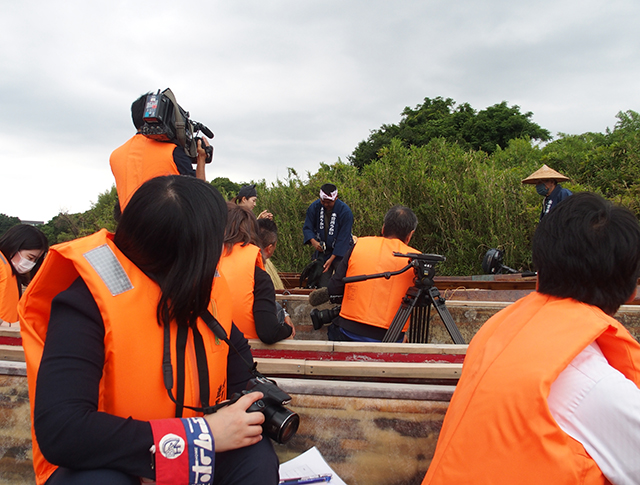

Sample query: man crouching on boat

[325,205,418,342]
[423,192,640,485]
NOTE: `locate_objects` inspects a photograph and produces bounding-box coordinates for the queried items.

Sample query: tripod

[342,252,465,344]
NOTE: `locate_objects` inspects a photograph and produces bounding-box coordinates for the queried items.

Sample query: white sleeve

[548,341,640,485]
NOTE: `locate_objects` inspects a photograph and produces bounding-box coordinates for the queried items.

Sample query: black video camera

[227,376,299,444]
[310,304,341,330]
[141,89,214,163]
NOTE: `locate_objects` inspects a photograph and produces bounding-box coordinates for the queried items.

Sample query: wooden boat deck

[4,285,640,484]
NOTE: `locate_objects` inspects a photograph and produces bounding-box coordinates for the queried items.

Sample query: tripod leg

[427,286,465,344]
[382,286,422,343]
[407,300,429,343]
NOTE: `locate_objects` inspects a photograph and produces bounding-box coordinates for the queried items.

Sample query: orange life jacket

[423,292,640,485]
[217,243,265,340]
[19,229,232,485]
[0,252,19,323]
[339,237,417,331]
[109,134,179,210]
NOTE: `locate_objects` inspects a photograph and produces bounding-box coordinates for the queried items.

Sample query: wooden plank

[249,339,468,355]
[255,358,306,375]
[250,339,334,352]
[331,341,468,355]
[0,325,21,336]
[254,357,462,380]
[306,360,462,379]
[0,344,25,362]
[0,360,26,376]
[275,377,456,401]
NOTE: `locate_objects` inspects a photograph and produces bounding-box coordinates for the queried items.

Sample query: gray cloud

[1,0,639,220]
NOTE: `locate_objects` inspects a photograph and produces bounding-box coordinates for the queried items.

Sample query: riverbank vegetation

[2,100,638,275]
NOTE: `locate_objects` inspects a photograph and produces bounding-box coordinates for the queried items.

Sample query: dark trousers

[46,438,279,485]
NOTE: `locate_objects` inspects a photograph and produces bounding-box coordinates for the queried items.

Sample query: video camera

[310,300,342,331]
[141,88,214,163]
[309,252,448,333]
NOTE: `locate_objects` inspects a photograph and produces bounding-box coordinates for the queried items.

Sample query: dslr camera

[228,376,299,444]
[141,88,214,163]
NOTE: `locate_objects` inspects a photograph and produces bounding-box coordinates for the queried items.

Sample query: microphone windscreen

[308,287,330,307]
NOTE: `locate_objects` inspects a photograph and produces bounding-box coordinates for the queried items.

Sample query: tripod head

[342,252,446,287]
[399,252,445,286]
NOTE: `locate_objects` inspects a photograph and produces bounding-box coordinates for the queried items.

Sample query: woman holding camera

[19,176,278,485]
[0,224,48,325]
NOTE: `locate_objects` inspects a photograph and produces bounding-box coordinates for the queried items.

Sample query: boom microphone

[308,287,330,307]
[193,121,214,139]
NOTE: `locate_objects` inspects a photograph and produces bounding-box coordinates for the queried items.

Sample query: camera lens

[310,308,324,330]
[310,306,341,330]
[262,406,300,444]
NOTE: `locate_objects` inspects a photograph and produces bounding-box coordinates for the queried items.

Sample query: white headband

[320,188,338,201]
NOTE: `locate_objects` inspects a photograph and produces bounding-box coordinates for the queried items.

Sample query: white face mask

[12,252,37,274]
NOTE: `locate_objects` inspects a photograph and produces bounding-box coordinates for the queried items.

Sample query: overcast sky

[2,0,639,222]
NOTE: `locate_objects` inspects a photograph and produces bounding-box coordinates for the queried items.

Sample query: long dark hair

[114,176,227,328]
[0,224,49,286]
[223,202,260,254]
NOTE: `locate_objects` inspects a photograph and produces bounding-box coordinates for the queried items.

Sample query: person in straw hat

[522,164,572,221]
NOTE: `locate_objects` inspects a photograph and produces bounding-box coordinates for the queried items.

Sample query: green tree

[210,177,242,200]
[40,212,85,244]
[0,214,21,237]
[34,108,640,277]
[540,110,640,201]
[348,97,550,169]
[463,101,551,154]
[84,186,118,233]
[40,186,118,245]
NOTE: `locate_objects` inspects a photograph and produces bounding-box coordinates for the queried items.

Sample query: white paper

[279,446,347,484]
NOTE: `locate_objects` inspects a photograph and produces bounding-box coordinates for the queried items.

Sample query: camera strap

[163,323,213,417]
[162,88,196,158]
[199,309,259,377]
[161,310,260,417]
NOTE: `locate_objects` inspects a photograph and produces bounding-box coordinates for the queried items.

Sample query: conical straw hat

[522,164,570,184]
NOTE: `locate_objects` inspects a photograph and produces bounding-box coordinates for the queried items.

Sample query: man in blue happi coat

[303,183,354,288]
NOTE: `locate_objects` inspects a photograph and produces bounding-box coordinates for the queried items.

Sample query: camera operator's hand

[195,138,211,181]
[205,392,265,452]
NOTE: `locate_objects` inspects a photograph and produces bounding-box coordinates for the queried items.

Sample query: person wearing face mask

[0,224,48,325]
[522,164,573,221]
